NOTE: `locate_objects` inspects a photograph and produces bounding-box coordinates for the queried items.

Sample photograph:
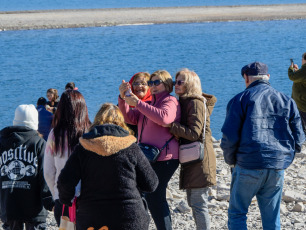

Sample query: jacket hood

[79,124,136,156]
[0,126,38,149]
[202,92,217,107]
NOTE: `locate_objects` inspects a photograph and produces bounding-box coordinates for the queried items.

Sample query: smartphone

[125,88,132,97]
[290,59,294,65]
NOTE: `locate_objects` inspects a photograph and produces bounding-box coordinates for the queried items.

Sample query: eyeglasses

[147,80,163,87]
[132,82,148,86]
[174,80,185,86]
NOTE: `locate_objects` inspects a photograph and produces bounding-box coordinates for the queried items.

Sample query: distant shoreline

[1,4,306,31]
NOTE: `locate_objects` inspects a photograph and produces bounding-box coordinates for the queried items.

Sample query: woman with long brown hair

[43,90,91,226]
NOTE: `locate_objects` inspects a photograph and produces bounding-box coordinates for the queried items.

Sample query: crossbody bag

[138,116,174,163]
[179,99,207,165]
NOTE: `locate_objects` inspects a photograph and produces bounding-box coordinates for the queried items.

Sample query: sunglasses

[174,80,185,86]
[147,80,163,87]
[132,82,148,86]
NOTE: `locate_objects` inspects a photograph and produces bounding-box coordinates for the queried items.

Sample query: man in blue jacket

[221,62,305,230]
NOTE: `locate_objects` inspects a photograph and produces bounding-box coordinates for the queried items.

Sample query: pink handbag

[179,100,207,165]
[59,197,77,230]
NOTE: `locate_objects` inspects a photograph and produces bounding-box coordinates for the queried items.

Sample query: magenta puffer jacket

[119,91,181,161]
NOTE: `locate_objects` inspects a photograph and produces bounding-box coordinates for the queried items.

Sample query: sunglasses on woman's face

[147,79,163,87]
[174,80,185,86]
[132,82,148,86]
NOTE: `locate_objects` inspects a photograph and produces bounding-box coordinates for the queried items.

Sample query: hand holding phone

[125,88,132,97]
[290,59,294,65]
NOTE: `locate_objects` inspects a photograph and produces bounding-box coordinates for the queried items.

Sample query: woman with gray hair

[164,68,217,230]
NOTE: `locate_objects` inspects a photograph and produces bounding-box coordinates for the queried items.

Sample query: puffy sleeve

[288,65,306,83]
[170,99,205,142]
[133,144,158,193]
[38,137,54,211]
[220,95,244,165]
[136,95,180,125]
[118,96,140,125]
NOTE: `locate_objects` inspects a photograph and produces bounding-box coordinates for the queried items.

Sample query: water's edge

[1,4,306,31]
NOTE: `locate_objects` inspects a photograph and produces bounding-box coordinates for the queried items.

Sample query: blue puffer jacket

[37,105,53,141]
[221,80,305,170]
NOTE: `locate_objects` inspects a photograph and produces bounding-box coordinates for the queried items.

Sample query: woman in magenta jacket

[119,70,181,230]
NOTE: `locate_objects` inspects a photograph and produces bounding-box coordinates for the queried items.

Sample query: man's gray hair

[248,75,269,81]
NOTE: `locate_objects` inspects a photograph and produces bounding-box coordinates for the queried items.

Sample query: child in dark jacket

[0,104,54,230]
[58,103,158,230]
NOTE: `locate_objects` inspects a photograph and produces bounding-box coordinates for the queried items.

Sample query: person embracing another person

[118,70,181,230]
[164,68,217,230]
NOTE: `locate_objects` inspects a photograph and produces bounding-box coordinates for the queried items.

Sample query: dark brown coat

[170,93,217,189]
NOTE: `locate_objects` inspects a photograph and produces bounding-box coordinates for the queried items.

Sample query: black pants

[2,220,46,230]
[54,199,70,227]
[144,160,179,230]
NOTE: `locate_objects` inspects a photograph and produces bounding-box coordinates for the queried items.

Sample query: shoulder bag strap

[202,99,207,142]
[62,204,65,217]
[139,116,146,143]
[159,136,175,152]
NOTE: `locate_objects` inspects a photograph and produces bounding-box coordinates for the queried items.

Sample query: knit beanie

[13,104,38,130]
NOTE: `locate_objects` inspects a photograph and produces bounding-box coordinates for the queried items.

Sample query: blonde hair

[132,72,150,84]
[175,68,202,97]
[150,70,173,93]
[90,103,133,134]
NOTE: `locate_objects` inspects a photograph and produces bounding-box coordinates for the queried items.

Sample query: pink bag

[179,141,204,165]
[179,100,207,165]
[59,197,77,230]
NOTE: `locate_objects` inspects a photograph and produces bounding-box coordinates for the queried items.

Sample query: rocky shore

[35,139,305,229]
[1,4,306,31]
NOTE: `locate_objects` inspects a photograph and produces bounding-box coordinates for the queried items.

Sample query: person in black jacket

[0,104,54,230]
[57,103,158,230]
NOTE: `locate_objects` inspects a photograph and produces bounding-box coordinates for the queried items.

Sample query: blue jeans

[144,160,179,230]
[228,165,284,230]
[187,187,210,230]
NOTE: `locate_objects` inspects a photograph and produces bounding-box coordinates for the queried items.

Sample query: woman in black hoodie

[58,103,158,230]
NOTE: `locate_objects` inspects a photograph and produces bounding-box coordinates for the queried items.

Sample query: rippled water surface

[1,0,306,11]
[0,20,305,139]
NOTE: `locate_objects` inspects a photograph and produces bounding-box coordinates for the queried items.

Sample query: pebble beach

[1,4,306,31]
[1,3,305,229]
[40,139,306,229]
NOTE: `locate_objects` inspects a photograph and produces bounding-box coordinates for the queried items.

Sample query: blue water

[0,20,305,139]
[1,0,306,11]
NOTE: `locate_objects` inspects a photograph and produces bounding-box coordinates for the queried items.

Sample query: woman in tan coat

[164,68,217,230]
